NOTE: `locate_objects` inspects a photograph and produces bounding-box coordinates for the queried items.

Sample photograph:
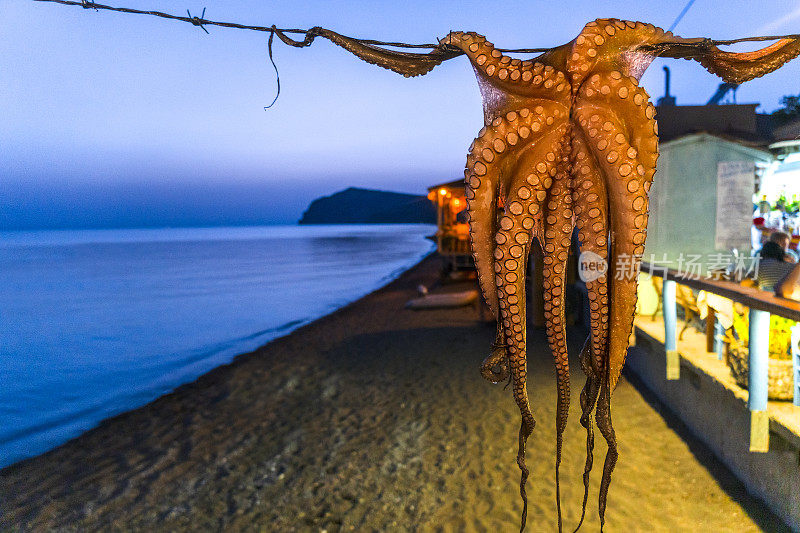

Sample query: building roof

[428,179,465,192]
[660,132,773,160]
[655,104,773,145]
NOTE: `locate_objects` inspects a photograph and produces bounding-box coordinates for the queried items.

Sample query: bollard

[663,279,679,380]
[748,308,770,452]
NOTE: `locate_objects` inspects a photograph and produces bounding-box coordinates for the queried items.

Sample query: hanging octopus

[286,19,800,531]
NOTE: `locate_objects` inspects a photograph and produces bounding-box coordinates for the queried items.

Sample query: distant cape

[298,187,436,225]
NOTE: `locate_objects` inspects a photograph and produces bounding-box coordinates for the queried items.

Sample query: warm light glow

[439,188,447,196]
[452,198,461,207]
[427,191,435,201]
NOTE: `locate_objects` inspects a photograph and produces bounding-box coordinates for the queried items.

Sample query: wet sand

[0,255,789,531]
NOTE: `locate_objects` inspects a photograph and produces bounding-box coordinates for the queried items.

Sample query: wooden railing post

[748,308,770,452]
[663,279,679,380]
[705,307,725,360]
[714,320,725,361]
[706,307,716,352]
[792,325,800,408]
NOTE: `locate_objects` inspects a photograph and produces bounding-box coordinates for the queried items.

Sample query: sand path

[0,255,789,531]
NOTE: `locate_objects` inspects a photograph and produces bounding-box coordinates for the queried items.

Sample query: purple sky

[2,0,799,228]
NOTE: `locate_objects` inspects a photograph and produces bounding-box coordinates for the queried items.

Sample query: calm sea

[0,224,435,467]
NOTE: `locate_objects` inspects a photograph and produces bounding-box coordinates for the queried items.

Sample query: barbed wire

[32,0,800,50]
[33,0,546,53]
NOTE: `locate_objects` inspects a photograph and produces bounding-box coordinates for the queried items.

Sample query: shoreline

[0,254,789,531]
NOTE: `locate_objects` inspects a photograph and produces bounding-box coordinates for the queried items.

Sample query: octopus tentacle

[493,116,569,532]
[570,126,611,377]
[443,32,571,100]
[539,137,574,533]
[573,339,600,533]
[465,113,538,319]
[686,38,800,84]
[569,126,610,530]
[595,365,616,531]
[495,211,535,533]
[442,32,573,130]
[575,73,658,526]
[567,20,668,87]
[305,27,459,77]
[648,33,800,85]
[577,74,657,390]
[481,329,510,384]
[466,107,569,390]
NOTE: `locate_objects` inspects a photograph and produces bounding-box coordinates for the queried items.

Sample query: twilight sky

[2,0,800,229]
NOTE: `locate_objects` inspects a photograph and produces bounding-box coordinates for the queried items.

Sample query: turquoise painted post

[792,325,800,408]
[663,280,679,380]
[714,320,725,360]
[748,308,770,452]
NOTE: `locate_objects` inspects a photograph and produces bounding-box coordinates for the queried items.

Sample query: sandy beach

[0,254,789,532]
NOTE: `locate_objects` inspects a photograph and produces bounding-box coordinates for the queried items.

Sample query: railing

[641,262,800,453]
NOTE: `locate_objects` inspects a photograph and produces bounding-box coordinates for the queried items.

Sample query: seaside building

[427,180,472,272]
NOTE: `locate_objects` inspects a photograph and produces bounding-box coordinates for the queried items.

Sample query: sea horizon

[0,223,435,467]
[0,220,424,237]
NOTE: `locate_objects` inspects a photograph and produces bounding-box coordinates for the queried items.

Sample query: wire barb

[186,7,208,34]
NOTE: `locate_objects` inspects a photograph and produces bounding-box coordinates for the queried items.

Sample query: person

[755,241,795,292]
[769,231,798,262]
[775,262,800,300]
